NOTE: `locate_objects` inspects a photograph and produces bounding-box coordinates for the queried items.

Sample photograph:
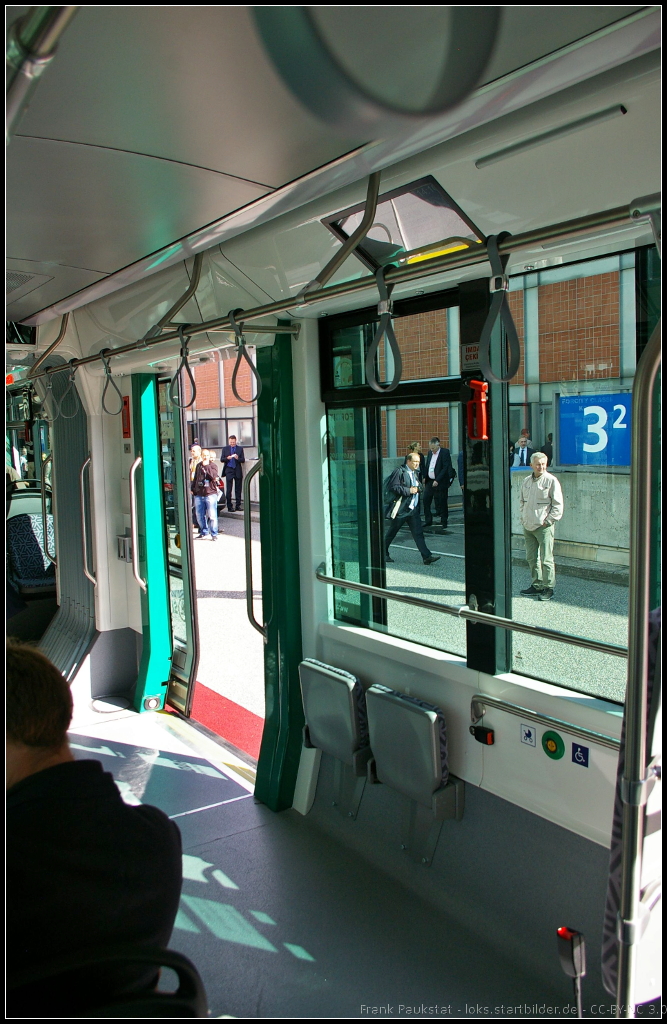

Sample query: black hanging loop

[100,349,124,415]
[169,325,197,409]
[229,308,262,403]
[477,233,521,384]
[56,359,81,420]
[364,267,403,393]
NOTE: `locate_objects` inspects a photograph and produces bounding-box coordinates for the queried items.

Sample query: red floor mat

[190,682,264,760]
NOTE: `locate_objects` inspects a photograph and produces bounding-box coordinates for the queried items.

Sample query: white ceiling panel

[6,257,106,323]
[7,136,270,272]
[13,6,366,189]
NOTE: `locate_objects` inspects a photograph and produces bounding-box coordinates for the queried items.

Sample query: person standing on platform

[519,452,564,602]
[221,435,245,512]
[511,435,535,468]
[384,453,440,566]
[542,433,554,466]
[403,441,426,479]
[423,436,454,533]
[189,444,202,531]
[191,449,220,540]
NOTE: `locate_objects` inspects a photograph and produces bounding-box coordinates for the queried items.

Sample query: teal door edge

[132,375,172,712]
[254,327,305,811]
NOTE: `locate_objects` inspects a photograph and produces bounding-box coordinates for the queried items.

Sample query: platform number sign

[559,393,632,466]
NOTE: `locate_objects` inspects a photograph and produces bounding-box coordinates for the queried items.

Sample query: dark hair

[6,641,72,747]
[228,435,237,441]
[430,437,440,444]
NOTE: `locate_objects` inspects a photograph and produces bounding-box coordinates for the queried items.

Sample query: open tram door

[129,328,306,814]
[128,373,200,716]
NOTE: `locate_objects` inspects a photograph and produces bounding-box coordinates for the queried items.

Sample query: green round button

[542,730,565,760]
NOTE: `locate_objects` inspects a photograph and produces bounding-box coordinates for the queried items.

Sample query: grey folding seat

[365,684,464,864]
[299,658,371,819]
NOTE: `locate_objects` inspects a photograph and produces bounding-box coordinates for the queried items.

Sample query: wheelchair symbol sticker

[521,724,536,747]
[572,743,589,768]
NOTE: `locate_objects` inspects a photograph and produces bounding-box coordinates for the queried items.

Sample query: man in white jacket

[519,452,564,602]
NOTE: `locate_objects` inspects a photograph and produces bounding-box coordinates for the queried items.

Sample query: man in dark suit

[423,436,454,532]
[221,434,245,512]
[6,641,182,1016]
[384,453,440,565]
[511,436,535,468]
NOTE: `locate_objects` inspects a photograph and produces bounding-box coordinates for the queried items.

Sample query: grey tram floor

[68,717,570,1019]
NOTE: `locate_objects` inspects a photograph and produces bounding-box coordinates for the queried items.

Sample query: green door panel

[132,374,172,711]
[254,327,305,811]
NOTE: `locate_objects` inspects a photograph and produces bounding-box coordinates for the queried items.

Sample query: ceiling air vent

[6,269,54,303]
[7,271,35,294]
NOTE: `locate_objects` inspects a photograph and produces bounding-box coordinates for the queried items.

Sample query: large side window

[324,297,466,658]
[507,251,650,702]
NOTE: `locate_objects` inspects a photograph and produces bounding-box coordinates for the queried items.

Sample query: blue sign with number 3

[559,393,632,466]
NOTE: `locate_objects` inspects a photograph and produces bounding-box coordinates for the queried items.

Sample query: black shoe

[538,588,554,601]
[423,521,433,529]
[235,507,243,512]
[385,554,394,563]
[520,585,543,596]
[423,555,441,565]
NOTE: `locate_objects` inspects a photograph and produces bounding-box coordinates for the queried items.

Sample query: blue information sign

[559,393,632,466]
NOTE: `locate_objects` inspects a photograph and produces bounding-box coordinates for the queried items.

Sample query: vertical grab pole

[129,455,147,593]
[243,457,266,639]
[41,452,57,565]
[79,455,96,585]
[616,320,661,1017]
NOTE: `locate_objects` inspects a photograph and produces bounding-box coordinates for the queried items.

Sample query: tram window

[507,251,657,702]
[326,401,466,658]
[329,305,461,390]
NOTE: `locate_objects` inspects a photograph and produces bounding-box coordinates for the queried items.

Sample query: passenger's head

[6,641,74,789]
[517,437,528,448]
[520,428,530,438]
[547,433,553,442]
[228,435,237,445]
[408,442,421,454]
[407,453,421,470]
[190,445,201,460]
[531,453,548,477]
[208,450,217,460]
[429,437,440,451]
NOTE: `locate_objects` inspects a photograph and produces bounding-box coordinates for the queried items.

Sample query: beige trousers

[523,523,555,589]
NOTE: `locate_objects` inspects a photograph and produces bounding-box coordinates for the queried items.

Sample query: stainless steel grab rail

[41,453,56,566]
[617,319,661,1016]
[129,456,147,593]
[315,564,628,658]
[79,455,96,586]
[243,458,266,640]
[471,694,620,751]
[28,198,657,383]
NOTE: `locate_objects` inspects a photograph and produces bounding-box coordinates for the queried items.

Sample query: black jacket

[7,759,182,1015]
[191,460,219,496]
[424,447,454,486]
[384,464,423,520]
[221,445,245,478]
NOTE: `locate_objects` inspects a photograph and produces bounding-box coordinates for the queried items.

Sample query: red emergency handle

[467,379,489,440]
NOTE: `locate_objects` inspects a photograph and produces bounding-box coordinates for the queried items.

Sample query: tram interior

[6,6,661,1020]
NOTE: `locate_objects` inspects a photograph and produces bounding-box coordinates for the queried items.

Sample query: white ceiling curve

[6,6,656,325]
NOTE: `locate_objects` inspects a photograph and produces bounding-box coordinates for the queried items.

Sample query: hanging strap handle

[100,350,124,415]
[477,233,521,384]
[43,372,60,422]
[364,267,403,393]
[55,359,80,420]
[229,308,262,403]
[169,325,197,409]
